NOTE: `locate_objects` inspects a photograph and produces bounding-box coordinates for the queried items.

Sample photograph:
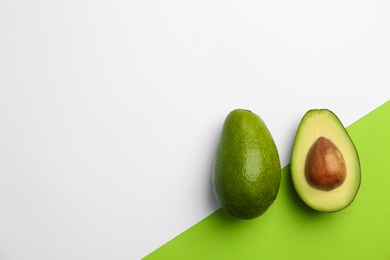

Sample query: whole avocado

[212,109,281,219]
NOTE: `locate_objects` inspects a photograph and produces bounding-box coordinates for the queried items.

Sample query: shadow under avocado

[200,164,335,244]
[283,166,314,212]
[282,165,338,220]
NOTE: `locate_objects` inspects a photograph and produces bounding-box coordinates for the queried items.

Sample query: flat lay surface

[0,1,389,259]
[145,101,390,259]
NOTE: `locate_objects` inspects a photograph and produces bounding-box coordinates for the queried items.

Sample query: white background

[0,1,389,259]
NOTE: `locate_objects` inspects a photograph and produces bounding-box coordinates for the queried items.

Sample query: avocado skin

[212,109,281,219]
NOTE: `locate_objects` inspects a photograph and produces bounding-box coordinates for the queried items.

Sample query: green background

[145,101,390,259]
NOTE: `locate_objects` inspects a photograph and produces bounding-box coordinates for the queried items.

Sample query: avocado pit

[305,137,346,191]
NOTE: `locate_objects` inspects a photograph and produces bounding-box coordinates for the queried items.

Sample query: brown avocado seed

[305,137,346,191]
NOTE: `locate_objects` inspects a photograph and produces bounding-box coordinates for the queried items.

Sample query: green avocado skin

[212,109,281,219]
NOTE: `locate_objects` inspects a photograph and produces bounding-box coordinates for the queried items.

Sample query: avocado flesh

[291,109,361,212]
[213,109,281,219]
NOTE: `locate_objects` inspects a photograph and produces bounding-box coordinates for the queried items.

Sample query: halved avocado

[291,109,361,212]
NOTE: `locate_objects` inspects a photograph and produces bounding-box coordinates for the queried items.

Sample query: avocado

[212,109,281,219]
[291,109,361,212]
